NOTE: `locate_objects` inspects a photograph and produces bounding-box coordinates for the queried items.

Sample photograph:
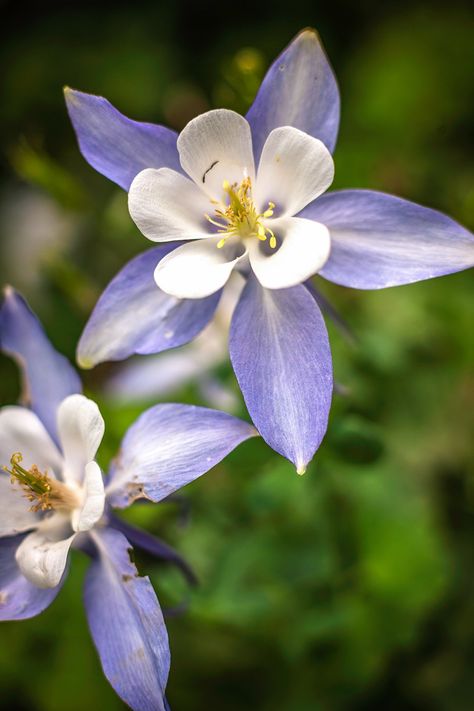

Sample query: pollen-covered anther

[205,178,277,250]
[3,452,80,512]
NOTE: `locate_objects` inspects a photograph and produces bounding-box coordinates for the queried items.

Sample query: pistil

[3,452,79,512]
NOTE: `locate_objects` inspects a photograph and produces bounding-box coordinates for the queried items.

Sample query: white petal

[128,168,212,242]
[57,395,105,485]
[254,126,334,217]
[0,406,62,476]
[72,461,105,532]
[15,518,75,588]
[249,217,331,289]
[154,237,246,299]
[177,109,255,199]
[0,475,38,536]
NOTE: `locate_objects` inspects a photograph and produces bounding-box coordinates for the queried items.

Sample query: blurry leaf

[328,415,385,465]
[10,141,87,211]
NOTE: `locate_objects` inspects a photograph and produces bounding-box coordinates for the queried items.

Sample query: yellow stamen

[3,452,79,512]
[262,202,275,218]
[204,177,277,247]
[204,214,227,230]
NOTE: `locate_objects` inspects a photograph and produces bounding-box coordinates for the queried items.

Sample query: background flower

[0,288,256,710]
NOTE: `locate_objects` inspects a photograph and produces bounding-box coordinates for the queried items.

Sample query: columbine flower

[65,28,474,474]
[127,116,334,297]
[0,287,256,711]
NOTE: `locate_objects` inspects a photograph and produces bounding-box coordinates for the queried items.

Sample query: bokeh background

[1,0,473,709]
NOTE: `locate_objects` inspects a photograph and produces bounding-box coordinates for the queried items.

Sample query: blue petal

[110,516,197,586]
[246,29,340,163]
[77,246,221,368]
[301,190,474,289]
[85,527,169,711]
[106,404,257,508]
[0,288,82,445]
[229,277,333,473]
[64,88,182,190]
[0,534,64,620]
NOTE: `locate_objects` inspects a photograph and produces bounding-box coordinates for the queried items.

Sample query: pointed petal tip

[291,27,324,47]
[296,463,307,476]
[63,86,78,103]
[76,352,95,370]
[299,27,319,39]
[64,87,86,112]
[76,340,97,370]
[64,86,96,109]
[63,86,88,99]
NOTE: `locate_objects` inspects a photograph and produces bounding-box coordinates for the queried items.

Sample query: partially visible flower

[0,287,256,711]
[65,28,474,474]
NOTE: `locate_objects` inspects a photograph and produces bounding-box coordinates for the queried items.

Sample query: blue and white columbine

[65,28,474,474]
[0,287,256,711]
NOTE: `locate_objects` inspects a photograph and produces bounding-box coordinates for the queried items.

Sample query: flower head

[0,392,106,588]
[0,287,256,710]
[65,28,474,474]
[128,114,334,297]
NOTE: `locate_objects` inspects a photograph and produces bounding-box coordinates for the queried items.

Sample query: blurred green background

[0,0,473,709]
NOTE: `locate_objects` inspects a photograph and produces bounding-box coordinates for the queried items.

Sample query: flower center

[205,177,277,250]
[3,452,80,512]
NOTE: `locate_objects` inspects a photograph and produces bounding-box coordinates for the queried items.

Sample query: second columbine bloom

[0,287,256,711]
